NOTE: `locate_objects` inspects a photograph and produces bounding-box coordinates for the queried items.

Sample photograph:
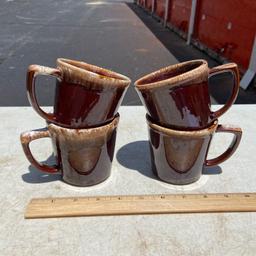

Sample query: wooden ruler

[25,193,256,219]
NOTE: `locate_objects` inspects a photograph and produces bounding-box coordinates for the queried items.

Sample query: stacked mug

[20,58,130,186]
[135,59,242,185]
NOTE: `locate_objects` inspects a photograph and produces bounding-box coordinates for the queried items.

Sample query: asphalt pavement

[0,0,255,106]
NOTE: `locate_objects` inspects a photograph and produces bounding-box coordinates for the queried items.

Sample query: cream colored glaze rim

[147,116,218,138]
[135,59,208,89]
[57,58,131,88]
[48,114,119,138]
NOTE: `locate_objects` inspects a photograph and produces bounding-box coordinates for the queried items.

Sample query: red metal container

[145,0,152,11]
[155,0,165,19]
[194,0,256,70]
[167,0,191,33]
[140,0,255,71]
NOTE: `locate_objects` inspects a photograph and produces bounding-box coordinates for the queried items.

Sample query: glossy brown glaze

[20,115,119,187]
[27,58,130,128]
[146,115,242,185]
[135,60,240,130]
[53,80,124,128]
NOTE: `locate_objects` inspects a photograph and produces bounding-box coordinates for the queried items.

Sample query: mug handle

[209,63,240,119]
[205,125,242,166]
[27,65,62,123]
[20,128,59,173]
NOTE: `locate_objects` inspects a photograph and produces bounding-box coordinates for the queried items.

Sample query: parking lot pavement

[0,0,255,106]
[0,0,177,106]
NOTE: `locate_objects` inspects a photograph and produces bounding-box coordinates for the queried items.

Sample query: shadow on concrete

[22,154,61,184]
[116,140,222,182]
[202,165,222,175]
[126,3,256,104]
[116,140,158,180]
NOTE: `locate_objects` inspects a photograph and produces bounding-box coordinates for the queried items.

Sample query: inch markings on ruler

[25,193,256,219]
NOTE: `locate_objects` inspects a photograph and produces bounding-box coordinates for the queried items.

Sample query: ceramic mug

[20,114,119,186]
[135,60,239,130]
[27,58,130,128]
[147,114,242,185]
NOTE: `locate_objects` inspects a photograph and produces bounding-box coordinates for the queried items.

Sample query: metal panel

[194,0,256,70]
[167,0,191,33]
[187,0,197,45]
[240,36,256,89]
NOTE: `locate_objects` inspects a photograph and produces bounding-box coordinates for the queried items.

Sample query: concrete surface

[0,106,256,255]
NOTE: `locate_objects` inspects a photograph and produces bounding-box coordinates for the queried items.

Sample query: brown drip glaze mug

[27,58,130,128]
[146,114,242,185]
[20,114,119,187]
[135,60,239,130]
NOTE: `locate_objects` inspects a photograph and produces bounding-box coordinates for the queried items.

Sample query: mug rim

[57,58,131,88]
[48,113,120,138]
[135,59,208,90]
[146,114,218,137]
